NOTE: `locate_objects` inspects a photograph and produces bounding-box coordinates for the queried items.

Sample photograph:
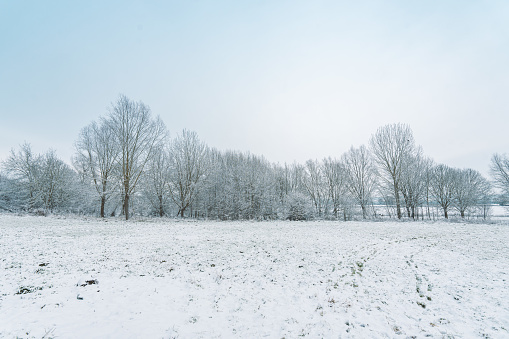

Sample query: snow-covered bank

[1,215,508,338]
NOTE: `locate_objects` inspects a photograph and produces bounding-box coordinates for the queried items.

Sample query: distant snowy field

[1,215,508,338]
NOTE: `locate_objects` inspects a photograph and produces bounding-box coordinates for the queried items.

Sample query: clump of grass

[78,279,99,287]
[392,326,403,335]
[16,286,43,295]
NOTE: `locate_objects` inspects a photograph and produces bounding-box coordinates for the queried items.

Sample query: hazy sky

[1,1,508,176]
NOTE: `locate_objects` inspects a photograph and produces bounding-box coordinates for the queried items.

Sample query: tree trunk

[394,183,402,219]
[100,196,106,218]
[158,195,164,217]
[124,194,129,220]
[443,206,448,219]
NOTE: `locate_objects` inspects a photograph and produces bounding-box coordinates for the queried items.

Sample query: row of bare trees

[74,95,167,219]
[370,124,493,220]
[1,95,508,220]
[73,95,209,220]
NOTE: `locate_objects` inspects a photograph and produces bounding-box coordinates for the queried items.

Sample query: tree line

[1,95,508,221]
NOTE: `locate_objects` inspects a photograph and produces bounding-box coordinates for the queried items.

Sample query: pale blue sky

[1,1,508,176]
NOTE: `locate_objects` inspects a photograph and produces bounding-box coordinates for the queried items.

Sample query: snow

[1,215,508,338]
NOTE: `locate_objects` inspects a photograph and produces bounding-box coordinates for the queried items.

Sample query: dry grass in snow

[0,215,508,338]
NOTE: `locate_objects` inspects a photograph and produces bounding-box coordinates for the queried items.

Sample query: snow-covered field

[1,215,508,338]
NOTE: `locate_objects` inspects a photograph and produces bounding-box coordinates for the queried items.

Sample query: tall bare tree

[342,145,377,219]
[168,130,207,217]
[370,123,416,219]
[322,157,348,219]
[107,94,167,220]
[303,159,329,218]
[399,150,431,219]
[429,164,456,219]
[142,144,171,217]
[74,121,119,217]
[422,157,435,219]
[490,153,509,195]
[453,168,491,218]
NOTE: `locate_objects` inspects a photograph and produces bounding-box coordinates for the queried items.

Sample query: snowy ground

[1,215,508,338]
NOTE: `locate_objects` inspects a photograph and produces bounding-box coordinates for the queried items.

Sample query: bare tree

[2,143,42,210]
[429,164,456,219]
[322,157,349,219]
[142,144,171,217]
[303,159,329,218]
[197,148,224,219]
[453,168,492,218]
[399,150,430,219]
[342,145,377,219]
[217,150,247,220]
[273,164,289,212]
[288,163,307,194]
[422,158,435,219]
[370,123,416,219]
[241,154,275,219]
[38,150,78,212]
[74,121,119,217]
[490,153,509,195]
[168,130,207,218]
[107,94,167,220]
